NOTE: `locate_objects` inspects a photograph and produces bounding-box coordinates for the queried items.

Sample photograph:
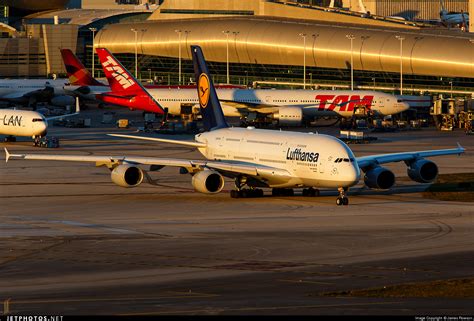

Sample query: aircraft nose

[401,102,410,112]
[39,123,48,137]
[343,164,360,187]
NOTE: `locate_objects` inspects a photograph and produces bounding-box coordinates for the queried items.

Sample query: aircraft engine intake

[111,164,144,188]
[364,166,395,190]
[191,169,225,194]
[407,159,438,183]
[50,95,76,107]
[274,106,303,126]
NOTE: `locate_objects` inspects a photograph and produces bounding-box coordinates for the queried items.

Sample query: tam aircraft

[4,46,465,205]
[89,48,409,126]
[60,48,241,109]
[0,98,80,142]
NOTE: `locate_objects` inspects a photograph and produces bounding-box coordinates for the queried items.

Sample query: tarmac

[0,107,473,315]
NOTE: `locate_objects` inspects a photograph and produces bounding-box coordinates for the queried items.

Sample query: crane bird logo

[198,73,210,108]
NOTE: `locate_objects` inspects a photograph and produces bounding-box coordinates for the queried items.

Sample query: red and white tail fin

[95,48,164,114]
[60,49,104,86]
[96,48,145,93]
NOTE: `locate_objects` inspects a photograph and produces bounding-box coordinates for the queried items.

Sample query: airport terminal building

[2,0,474,97]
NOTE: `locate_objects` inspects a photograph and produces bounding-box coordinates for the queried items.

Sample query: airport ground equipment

[117,119,131,129]
[339,130,377,144]
[3,46,466,206]
[34,136,59,148]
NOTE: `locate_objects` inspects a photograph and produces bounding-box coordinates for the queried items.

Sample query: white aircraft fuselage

[195,127,360,188]
[0,109,47,138]
[65,86,408,120]
[149,89,408,118]
[0,79,68,99]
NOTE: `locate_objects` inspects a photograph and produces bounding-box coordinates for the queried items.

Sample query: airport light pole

[222,30,230,84]
[131,28,138,78]
[395,35,405,95]
[346,34,355,90]
[299,33,307,89]
[175,29,182,85]
[89,27,97,78]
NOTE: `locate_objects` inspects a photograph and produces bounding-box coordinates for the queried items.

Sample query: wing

[356,144,465,170]
[44,97,80,122]
[4,148,292,185]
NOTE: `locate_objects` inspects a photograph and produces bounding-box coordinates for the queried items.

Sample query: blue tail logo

[191,45,228,131]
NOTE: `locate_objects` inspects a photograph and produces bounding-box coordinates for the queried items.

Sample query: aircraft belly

[303,109,340,117]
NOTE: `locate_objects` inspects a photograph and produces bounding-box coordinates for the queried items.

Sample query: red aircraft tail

[60,49,104,86]
[95,48,164,114]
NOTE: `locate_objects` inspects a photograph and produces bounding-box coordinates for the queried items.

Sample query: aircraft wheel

[336,197,343,206]
[230,190,240,198]
[342,197,349,206]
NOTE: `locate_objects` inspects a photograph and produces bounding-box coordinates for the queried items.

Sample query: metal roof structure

[24,9,152,27]
[95,15,474,79]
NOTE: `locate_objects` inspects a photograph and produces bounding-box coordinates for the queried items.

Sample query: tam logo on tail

[102,55,136,90]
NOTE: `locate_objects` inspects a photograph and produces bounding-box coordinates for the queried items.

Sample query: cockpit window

[343,158,350,162]
[397,99,404,103]
[32,118,44,122]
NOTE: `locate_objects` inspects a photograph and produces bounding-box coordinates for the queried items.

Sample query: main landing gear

[271,188,294,196]
[230,189,264,198]
[230,176,264,198]
[302,187,320,197]
[336,187,349,206]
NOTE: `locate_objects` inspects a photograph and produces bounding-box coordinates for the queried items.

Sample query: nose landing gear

[336,187,349,206]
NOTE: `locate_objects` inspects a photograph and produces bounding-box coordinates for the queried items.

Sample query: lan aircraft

[4,46,465,205]
[0,98,80,142]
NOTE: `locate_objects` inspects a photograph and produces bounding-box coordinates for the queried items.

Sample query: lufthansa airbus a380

[4,46,465,205]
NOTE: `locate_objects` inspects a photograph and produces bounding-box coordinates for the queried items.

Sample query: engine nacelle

[191,169,225,194]
[111,165,144,188]
[407,159,438,183]
[50,95,76,107]
[364,166,395,190]
[274,106,303,126]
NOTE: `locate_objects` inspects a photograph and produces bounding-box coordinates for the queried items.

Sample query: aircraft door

[319,155,325,174]
[265,96,272,104]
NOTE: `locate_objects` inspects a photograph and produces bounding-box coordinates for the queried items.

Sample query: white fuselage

[148,89,408,118]
[66,86,409,119]
[0,109,48,137]
[0,79,68,99]
[195,127,360,188]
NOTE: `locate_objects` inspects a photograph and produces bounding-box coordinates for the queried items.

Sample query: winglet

[4,148,10,163]
[457,142,465,154]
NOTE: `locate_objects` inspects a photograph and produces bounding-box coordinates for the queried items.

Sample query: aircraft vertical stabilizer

[60,49,104,86]
[191,45,229,131]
